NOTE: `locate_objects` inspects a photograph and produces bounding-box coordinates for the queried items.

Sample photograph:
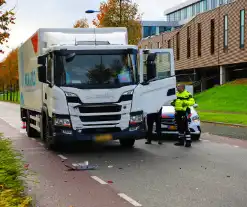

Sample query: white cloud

[0,0,184,60]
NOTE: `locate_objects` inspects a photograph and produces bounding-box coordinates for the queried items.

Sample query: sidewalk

[198,109,247,115]
[201,122,247,140]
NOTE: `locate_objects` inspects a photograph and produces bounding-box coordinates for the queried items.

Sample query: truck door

[131,49,176,115]
[42,54,53,117]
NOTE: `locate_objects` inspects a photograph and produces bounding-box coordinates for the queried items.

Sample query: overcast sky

[1,0,186,60]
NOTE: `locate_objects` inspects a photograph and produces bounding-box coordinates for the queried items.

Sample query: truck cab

[19,28,176,150]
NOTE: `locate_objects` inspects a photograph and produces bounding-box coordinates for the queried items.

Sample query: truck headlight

[122,90,134,95]
[130,111,143,124]
[192,115,200,122]
[54,118,71,127]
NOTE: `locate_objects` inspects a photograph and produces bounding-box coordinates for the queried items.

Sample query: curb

[201,121,247,128]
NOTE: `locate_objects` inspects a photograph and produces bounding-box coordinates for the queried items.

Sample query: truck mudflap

[52,126,146,143]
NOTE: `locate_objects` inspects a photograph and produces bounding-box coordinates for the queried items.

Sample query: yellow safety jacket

[171,90,195,112]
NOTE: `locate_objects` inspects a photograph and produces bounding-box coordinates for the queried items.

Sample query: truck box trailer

[18,28,176,150]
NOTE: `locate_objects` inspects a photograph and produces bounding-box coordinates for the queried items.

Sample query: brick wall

[140,0,247,71]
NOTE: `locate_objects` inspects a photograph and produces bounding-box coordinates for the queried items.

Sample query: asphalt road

[0,102,247,207]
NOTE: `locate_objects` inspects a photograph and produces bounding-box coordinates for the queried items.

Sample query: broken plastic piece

[65,163,98,171]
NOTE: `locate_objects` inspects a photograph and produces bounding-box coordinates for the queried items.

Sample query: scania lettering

[18,28,176,150]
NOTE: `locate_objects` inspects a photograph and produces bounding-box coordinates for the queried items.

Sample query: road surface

[0,102,247,207]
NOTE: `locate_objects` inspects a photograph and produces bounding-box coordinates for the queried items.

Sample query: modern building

[141,0,235,39]
[164,0,235,25]
[140,0,247,92]
[141,21,179,38]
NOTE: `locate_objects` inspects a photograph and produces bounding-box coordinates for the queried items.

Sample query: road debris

[65,161,98,171]
[108,165,113,168]
[107,180,114,184]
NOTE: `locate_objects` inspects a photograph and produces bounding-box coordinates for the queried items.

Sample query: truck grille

[80,115,121,122]
[81,127,121,134]
[79,104,121,113]
[161,118,176,125]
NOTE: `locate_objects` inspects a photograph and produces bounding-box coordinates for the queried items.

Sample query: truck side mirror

[38,66,47,83]
[146,53,157,81]
[38,55,46,65]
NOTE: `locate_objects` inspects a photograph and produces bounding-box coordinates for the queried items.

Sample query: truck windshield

[54,51,138,89]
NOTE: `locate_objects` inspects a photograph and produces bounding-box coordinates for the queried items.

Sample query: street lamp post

[120,0,122,25]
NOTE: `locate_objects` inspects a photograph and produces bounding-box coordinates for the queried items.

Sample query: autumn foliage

[0,0,15,53]
[73,18,89,28]
[0,48,18,89]
[92,0,142,45]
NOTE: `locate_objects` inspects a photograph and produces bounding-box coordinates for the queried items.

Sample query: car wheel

[120,139,135,148]
[192,134,201,141]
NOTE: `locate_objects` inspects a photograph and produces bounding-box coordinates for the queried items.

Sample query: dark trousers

[175,111,191,142]
[146,112,161,142]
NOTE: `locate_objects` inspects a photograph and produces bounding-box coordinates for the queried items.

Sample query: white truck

[18,28,176,150]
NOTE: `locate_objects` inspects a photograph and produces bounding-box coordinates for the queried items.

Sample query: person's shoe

[158,141,162,145]
[185,141,192,148]
[145,141,152,144]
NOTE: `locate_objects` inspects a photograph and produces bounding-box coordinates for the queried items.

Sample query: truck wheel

[120,139,135,148]
[192,134,201,141]
[26,112,39,138]
[43,119,59,151]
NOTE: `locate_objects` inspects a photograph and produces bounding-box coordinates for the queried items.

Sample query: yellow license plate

[95,134,112,142]
[169,126,177,130]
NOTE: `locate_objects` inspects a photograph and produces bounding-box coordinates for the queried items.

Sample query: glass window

[183,8,187,19]
[187,26,191,58]
[143,53,171,81]
[198,23,202,56]
[167,15,170,21]
[211,19,215,54]
[177,10,181,21]
[143,26,156,37]
[196,2,200,14]
[187,6,192,18]
[211,0,216,9]
[200,1,204,12]
[224,15,228,49]
[170,13,175,21]
[54,52,138,88]
[203,0,208,11]
[240,9,245,48]
[181,9,184,20]
[192,4,196,16]
[176,32,180,60]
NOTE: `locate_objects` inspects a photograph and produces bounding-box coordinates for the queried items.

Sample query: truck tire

[42,116,59,151]
[120,139,135,148]
[26,112,39,138]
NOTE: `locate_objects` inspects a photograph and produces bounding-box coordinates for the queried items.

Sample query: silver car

[152,104,201,140]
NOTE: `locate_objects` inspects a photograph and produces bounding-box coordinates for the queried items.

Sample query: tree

[73,18,89,28]
[92,0,142,45]
[0,0,15,53]
[0,48,18,88]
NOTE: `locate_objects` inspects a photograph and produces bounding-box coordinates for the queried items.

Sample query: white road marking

[38,142,44,146]
[118,193,142,206]
[202,139,210,142]
[57,154,68,160]
[91,176,107,185]
[31,138,36,141]
[234,145,239,148]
